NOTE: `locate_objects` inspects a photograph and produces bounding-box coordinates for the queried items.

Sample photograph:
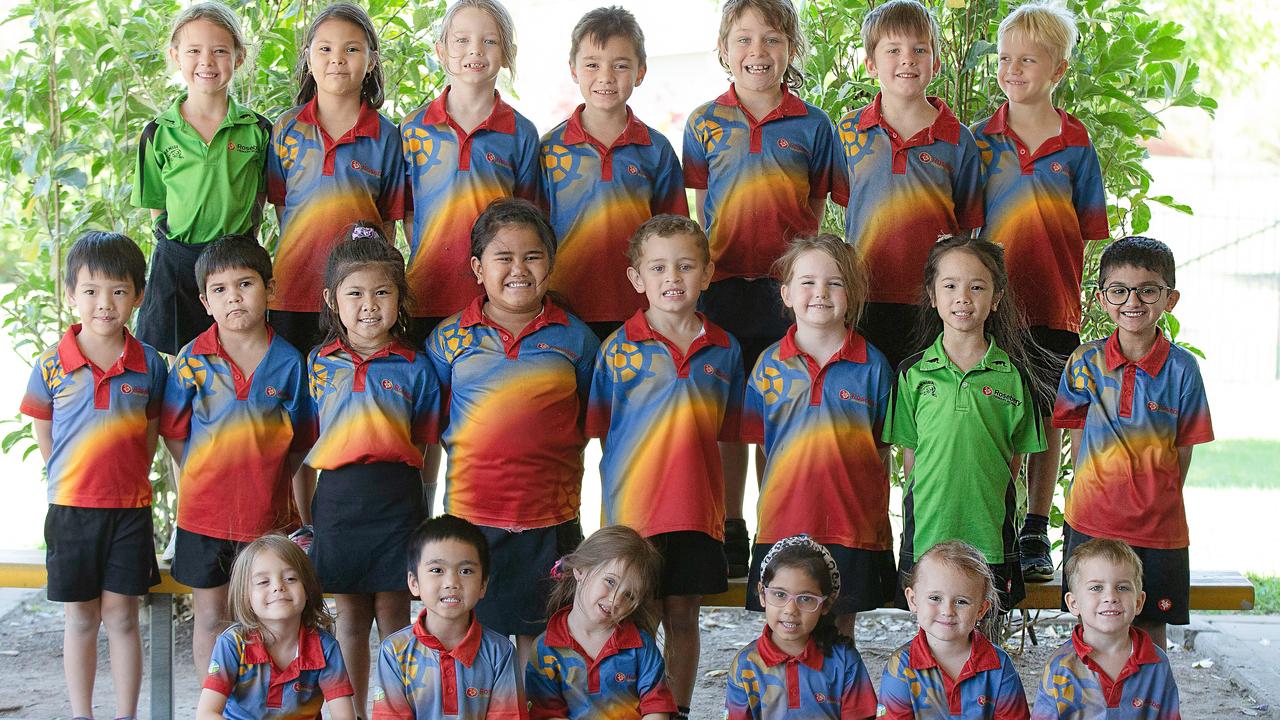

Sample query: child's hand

[289,524,314,552]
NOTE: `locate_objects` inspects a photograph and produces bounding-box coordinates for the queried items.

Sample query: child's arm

[316,629,357,719]
[1178,446,1194,485]
[487,637,525,720]
[838,647,878,720]
[1069,429,1082,468]
[876,651,919,720]
[635,633,678,719]
[902,448,914,479]
[293,465,316,527]
[33,419,52,463]
[195,689,228,720]
[524,643,570,720]
[326,697,357,720]
[416,444,434,511]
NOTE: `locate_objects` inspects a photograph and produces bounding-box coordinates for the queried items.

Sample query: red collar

[543,607,644,656]
[190,323,275,356]
[1071,624,1162,670]
[857,94,961,145]
[714,84,808,123]
[242,624,327,671]
[459,295,569,331]
[563,105,652,148]
[411,608,483,667]
[316,336,417,363]
[57,324,148,375]
[622,310,730,348]
[982,102,1091,148]
[296,98,382,141]
[1103,331,1171,377]
[777,325,868,364]
[755,626,824,671]
[421,86,516,135]
[906,628,1002,676]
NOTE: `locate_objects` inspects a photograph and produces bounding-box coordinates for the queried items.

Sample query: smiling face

[436,6,505,88]
[1066,556,1145,639]
[865,31,940,101]
[307,19,373,99]
[571,35,645,116]
[759,565,826,653]
[626,232,713,318]
[997,30,1067,107]
[68,267,142,343]
[200,266,272,335]
[905,556,992,646]
[781,249,849,332]
[930,248,1001,340]
[471,224,552,317]
[326,266,398,353]
[170,18,242,97]
[247,549,307,624]
[571,559,641,630]
[1097,264,1178,342]
[408,538,488,623]
[719,6,790,97]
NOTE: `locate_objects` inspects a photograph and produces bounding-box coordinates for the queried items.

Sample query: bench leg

[148,593,173,720]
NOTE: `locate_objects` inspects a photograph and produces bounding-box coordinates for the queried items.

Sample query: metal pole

[148,593,173,720]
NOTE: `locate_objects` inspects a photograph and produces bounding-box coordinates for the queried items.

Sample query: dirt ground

[0,595,1267,719]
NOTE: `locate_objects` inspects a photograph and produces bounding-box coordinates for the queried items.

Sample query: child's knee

[64,602,102,636]
[99,599,140,635]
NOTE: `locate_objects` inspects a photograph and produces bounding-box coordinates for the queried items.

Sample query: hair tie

[760,534,841,598]
[549,557,566,580]
[352,226,378,240]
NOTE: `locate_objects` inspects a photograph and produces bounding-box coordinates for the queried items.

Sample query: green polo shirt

[884,333,1046,564]
[132,94,271,245]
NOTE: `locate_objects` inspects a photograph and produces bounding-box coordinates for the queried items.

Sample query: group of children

[20,0,1214,717]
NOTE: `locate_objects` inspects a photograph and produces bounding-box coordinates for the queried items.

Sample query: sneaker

[1019,532,1054,582]
[724,518,750,579]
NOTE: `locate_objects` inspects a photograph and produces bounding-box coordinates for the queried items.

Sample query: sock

[1022,513,1049,537]
[676,706,691,720]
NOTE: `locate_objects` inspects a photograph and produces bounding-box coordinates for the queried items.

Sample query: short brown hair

[627,214,710,266]
[772,234,868,327]
[227,535,333,643]
[861,0,940,57]
[570,6,646,67]
[718,0,806,90]
[1066,538,1144,595]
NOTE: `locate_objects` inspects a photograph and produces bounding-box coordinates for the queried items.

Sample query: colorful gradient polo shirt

[542,105,688,322]
[526,607,677,720]
[972,104,1110,332]
[372,611,522,720]
[305,338,439,471]
[1032,626,1180,719]
[682,84,848,280]
[838,95,985,304]
[21,326,167,508]
[401,88,542,317]
[725,627,877,720]
[1052,332,1213,549]
[204,624,353,720]
[878,629,1029,719]
[427,297,597,529]
[133,94,272,245]
[267,100,407,312]
[586,310,744,540]
[884,334,1046,563]
[742,326,893,549]
[161,326,313,541]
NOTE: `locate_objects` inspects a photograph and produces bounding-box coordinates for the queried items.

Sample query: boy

[839,0,984,370]
[159,234,313,679]
[20,231,168,720]
[1032,538,1181,718]
[972,2,1111,584]
[587,214,744,720]
[1053,236,1213,651]
[372,514,522,720]
[542,5,688,341]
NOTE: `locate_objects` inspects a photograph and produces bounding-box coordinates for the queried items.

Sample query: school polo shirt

[973,104,1110,333]
[372,611,522,720]
[541,106,688,322]
[725,627,877,720]
[204,624,353,719]
[526,607,677,720]
[884,334,1046,563]
[586,310,744,540]
[427,297,598,529]
[742,326,894,550]
[267,100,407,312]
[682,85,848,280]
[1052,332,1213,549]
[21,326,167,508]
[1031,626,1180,720]
[133,94,272,246]
[160,326,313,541]
[878,629,1029,720]
[305,339,439,471]
[839,94,985,305]
[400,88,542,317]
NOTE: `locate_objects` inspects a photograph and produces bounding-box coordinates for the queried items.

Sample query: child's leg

[1137,619,1167,651]
[99,591,142,718]
[64,598,102,718]
[335,593,375,716]
[1021,424,1061,581]
[515,634,536,703]
[720,442,750,577]
[836,612,856,644]
[191,585,230,679]
[371,590,410,640]
[662,595,702,710]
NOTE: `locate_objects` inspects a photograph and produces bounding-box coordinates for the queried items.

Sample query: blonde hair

[860,0,940,57]
[998,1,1078,64]
[439,0,518,78]
[717,0,806,90]
[546,526,663,636]
[773,234,868,327]
[627,214,710,266]
[1066,538,1144,595]
[906,540,1001,615]
[169,1,247,63]
[227,536,334,643]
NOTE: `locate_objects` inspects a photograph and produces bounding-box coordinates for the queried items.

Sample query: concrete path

[1178,613,1280,714]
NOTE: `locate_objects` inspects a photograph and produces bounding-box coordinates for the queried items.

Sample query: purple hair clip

[352,225,378,240]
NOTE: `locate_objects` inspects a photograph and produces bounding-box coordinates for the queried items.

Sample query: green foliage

[1246,573,1279,614]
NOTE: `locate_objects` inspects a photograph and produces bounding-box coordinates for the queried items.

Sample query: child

[372,514,523,719]
[1032,539,1181,719]
[972,2,1111,584]
[426,197,599,679]
[133,2,272,355]
[884,236,1046,612]
[525,525,677,720]
[725,535,878,720]
[542,6,688,341]
[197,535,356,719]
[305,225,440,713]
[587,214,744,720]
[879,540,1030,719]
[400,0,541,343]
[1053,236,1213,651]
[268,2,407,353]
[682,0,848,576]
[741,234,896,638]
[839,0,984,371]
[161,234,313,679]
[20,231,168,720]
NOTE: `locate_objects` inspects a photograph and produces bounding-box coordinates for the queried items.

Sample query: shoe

[1019,532,1054,582]
[724,518,750,579]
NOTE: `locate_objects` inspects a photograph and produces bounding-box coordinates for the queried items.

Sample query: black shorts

[406,316,447,349]
[896,553,1026,614]
[310,462,426,594]
[746,542,896,615]
[648,531,728,598]
[135,233,214,355]
[1027,326,1079,417]
[586,321,624,345]
[269,310,323,355]
[170,528,248,589]
[858,302,921,372]
[1061,524,1190,625]
[698,277,791,374]
[45,506,160,602]
[474,519,583,637]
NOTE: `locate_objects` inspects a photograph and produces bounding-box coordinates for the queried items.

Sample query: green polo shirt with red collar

[132,94,271,245]
[884,333,1045,564]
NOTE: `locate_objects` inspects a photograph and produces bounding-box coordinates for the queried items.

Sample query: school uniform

[879,629,1029,719]
[1032,626,1180,719]
[204,624,353,719]
[725,627,878,720]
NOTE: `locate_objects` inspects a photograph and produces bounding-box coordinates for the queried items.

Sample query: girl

[304,224,439,713]
[725,535,878,720]
[525,525,677,720]
[133,1,271,355]
[426,198,599,685]
[681,0,848,580]
[197,535,357,719]
[883,235,1047,612]
[879,541,1030,719]
[742,235,896,640]
[267,3,407,353]
[400,0,541,344]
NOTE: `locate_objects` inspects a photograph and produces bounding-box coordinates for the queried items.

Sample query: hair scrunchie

[760,534,841,598]
[352,225,378,240]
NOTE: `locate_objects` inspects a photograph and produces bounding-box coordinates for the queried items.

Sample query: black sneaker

[724,518,750,579]
[1019,532,1054,582]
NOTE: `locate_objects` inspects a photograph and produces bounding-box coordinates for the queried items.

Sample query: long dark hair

[294,2,385,108]
[319,222,412,348]
[760,543,849,654]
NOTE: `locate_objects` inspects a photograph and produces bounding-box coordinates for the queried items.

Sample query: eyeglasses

[1101,284,1170,305]
[761,587,826,613]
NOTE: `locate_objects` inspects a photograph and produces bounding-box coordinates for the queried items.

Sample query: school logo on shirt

[977,695,988,705]
[1146,400,1179,417]
[380,378,411,401]
[160,145,184,162]
[704,363,730,382]
[349,159,381,178]
[265,386,278,397]
[916,380,937,397]
[839,388,872,407]
[466,686,490,698]
[484,151,514,170]
[917,150,954,173]
[814,692,833,704]
[776,137,809,155]
[1050,161,1064,173]
[1158,598,1173,611]
[120,383,134,395]
[982,385,1021,407]
[226,140,262,154]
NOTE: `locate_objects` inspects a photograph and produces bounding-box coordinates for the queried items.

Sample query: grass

[1247,574,1280,614]
[1184,439,1280,490]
